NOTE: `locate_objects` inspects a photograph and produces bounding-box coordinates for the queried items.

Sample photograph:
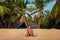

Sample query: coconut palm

[31,0,54,28]
[0,5,11,28]
[13,0,30,28]
[48,0,60,28]
[0,0,30,28]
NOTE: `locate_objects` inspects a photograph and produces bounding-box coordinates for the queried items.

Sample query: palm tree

[0,5,11,28]
[48,0,60,28]
[13,0,30,28]
[32,0,54,28]
[0,0,30,28]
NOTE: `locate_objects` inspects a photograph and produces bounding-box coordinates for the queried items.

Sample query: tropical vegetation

[0,0,60,29]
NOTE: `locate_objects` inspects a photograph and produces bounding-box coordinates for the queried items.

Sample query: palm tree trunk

[2,16,4,28]
[8,15,12,28]
[24,16,28,28]
[38,20,41,29]
[21,9,29,28]
[8,21,10,28]
[0,21,2,28]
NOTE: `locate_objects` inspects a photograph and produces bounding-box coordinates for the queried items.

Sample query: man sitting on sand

[26,25,34,36]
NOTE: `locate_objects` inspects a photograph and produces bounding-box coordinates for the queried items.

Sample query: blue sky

[26,0,56,18]
[43,0,56,11]
[27,0,56,11]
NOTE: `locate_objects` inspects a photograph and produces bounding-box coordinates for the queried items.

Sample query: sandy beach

[0,29,60,40]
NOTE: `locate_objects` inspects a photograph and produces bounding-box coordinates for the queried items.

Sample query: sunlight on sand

[0,29,60,40]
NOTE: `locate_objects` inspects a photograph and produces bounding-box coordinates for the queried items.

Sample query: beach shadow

[25,34,37,37]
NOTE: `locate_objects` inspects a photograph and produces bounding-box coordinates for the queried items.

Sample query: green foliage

[0,6,4,16]
[27,7,36,12]
[35,0,43,8]
[0,0,30,28]
[0,0,60,29]
[0,5,11,16]
[44,0,60,29]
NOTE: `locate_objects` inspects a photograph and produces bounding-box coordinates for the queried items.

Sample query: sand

[0,29,60,40]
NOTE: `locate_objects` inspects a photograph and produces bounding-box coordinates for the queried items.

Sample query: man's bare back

[26,26,33,36]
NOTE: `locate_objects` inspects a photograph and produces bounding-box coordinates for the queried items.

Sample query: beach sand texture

[0,29,60,40]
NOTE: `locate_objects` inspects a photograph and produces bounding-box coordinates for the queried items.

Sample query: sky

[43,0,56,11]
[27,0,56,11]
[25,0,56,19]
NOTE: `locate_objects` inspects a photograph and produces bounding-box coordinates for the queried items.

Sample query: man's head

[28,25,32,29]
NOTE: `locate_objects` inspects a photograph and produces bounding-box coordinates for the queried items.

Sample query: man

[26,25,34,36]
